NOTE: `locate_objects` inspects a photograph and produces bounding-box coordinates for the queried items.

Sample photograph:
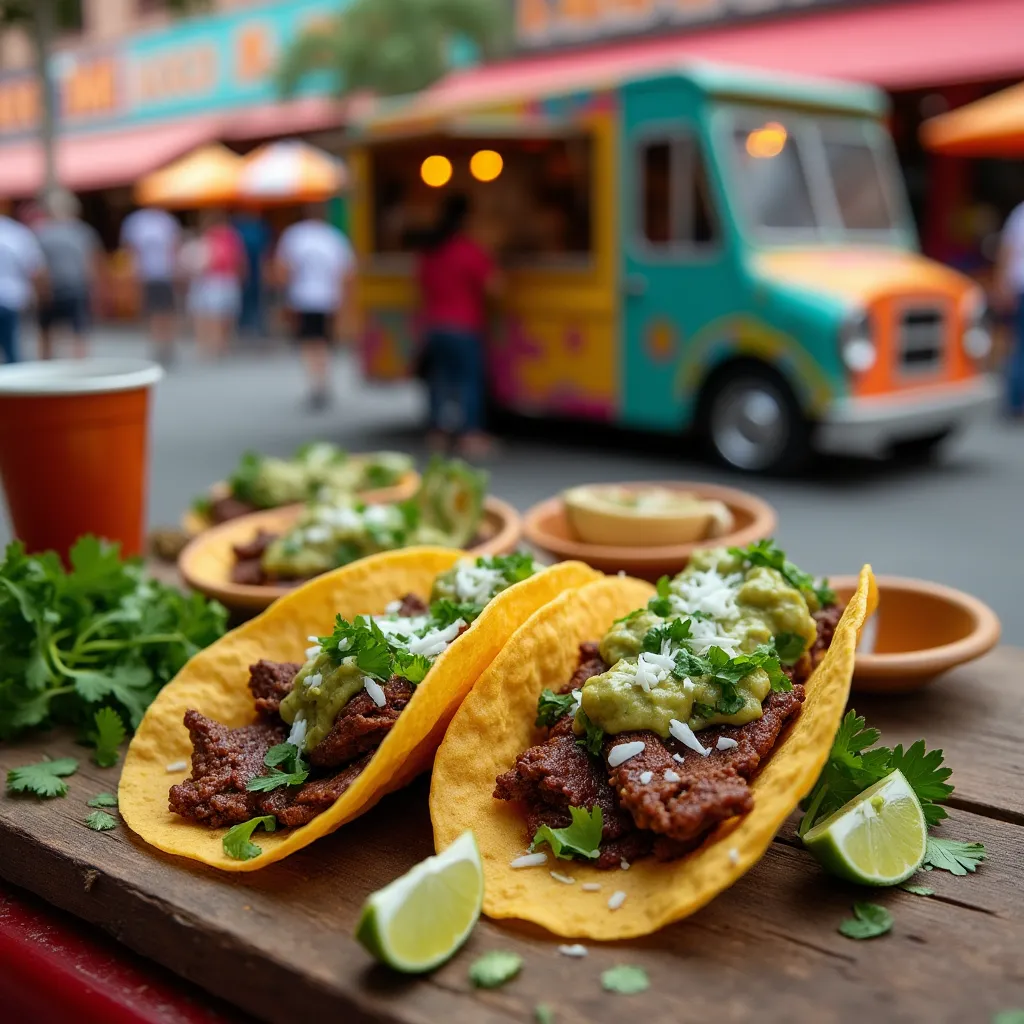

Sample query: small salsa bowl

[829,575,1001,693]
[523,481,777,580]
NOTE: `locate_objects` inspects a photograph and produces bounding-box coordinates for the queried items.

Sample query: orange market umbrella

[236,140,346,205]
[135,143,243,208]
[921,82,1024,158]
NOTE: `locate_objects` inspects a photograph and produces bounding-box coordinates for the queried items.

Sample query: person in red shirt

[185,209,245,358]
[417,193,500,457]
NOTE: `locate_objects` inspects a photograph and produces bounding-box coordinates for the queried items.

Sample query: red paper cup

[0,358,163,558]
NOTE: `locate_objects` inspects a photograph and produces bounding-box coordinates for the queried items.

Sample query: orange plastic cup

[0,359,163,558]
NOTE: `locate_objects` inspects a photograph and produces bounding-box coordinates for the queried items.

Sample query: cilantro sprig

[245,742,309,793]
[222,815,276,861]
[729,539,836,607]
[469,950,523,989]
[531,805,604,861]
[535,689,576,728]
[90,707,126,768]
[923,838,986,875]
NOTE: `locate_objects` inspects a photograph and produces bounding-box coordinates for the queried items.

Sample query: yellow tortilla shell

[120,547,599,871]
[430,565,877,939]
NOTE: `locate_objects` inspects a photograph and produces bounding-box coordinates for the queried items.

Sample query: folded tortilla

[121,547,599,871]
[430,565,877,938]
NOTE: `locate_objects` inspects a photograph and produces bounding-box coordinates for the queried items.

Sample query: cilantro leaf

[575,709,604,756]
[468,950,522,989]
[923,838,986,875]
[480,552,537,585]
[263,742,301,769]
[90,707,126,768]
[888,741,953,825]
[838,902,892,940]
[87,792,118,808]
[647,575,673,617]
[900,883,934,896]
[992,1012,1024,1024]
[774,632,806,664]
[222,815,276,860]
[428,598,482,629]
[536,688,577,728]
[6,757,79,798]
[601,965,650,995]
[245,768,309,792]
[730,539,830,608]
[85,810,117,831]
[394,650,432,684]
[534,1005,555,1024]
[642,617,692,653]
[531,805,603,860]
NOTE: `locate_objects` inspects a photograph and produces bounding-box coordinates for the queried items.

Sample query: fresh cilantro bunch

[799,711,954,834]
[729,539,836,608]
[0,537,227,743]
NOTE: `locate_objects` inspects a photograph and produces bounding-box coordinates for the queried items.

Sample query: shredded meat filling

[248,659,300,719]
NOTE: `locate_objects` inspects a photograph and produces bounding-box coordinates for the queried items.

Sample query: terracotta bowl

[523,481,777,580]
[180,470,421,536]
[178,496,522,613]
[829,574,1001,693]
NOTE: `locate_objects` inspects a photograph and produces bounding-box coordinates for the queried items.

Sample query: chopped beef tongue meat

[811,602,844,663]
[308,676,414,767]
[209,495,259,524]
[249,659,300,718]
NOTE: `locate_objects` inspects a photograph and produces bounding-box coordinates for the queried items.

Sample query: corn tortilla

[121,547,599,871]
[430,565,877,938]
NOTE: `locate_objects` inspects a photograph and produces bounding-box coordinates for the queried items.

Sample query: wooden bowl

[829,575,1001,693]
[180,470,421,536]
[523,481,777,580]
[178,495,523,613]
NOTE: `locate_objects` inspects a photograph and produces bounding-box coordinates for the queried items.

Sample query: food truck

[349,62,997,473]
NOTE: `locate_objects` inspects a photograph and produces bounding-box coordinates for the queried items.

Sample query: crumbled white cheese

[165,760,187,773]
[639,771,653,785]
[303,672,323,691]
[717,736,739,751]
[619,860,630,871]
[510,852,547,869]
[550,871,575,885]
[304,645,321,661]
[581,882,602,892]
[673,753,686,764]
[669,718,710,756]
[608,890,627,910]
[407,619,463,658]
[633,651,671,692]
[607,741,645,767]
[663,769,681,783]
[287,713,307,749]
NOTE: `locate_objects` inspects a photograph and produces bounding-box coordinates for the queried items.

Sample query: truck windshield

[728,116,903,241]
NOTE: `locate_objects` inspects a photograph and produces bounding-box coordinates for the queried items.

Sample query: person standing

[274,202,355,410]
[187,209,245,359]
[0,208,46,363]
[120,205,180,364]
[232,210,271,337]
[34,189,102,359]
[416,193,500,458]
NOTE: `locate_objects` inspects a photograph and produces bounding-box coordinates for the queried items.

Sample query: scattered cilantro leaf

[900,883,934,896]
[601,965,650,995]
[264,742,301,769]
[838,902,892,940]
[90,707,126,767]
[247,743,309,792]
[774,631,806,664]
[6,757,79,798]
[536,689,577,728]
[889,741,953,826]
[575,709,604,757]
[647,575,673,617]
[222,815,276,861]
[534,1005,555,1024]
[531,805,603,860]
[85,810,117,831]
[468,950,522,989]
[730,540,834,608]
[923,838,986,875]
[245,768,309,792]
[87,792,118,808]
[993,1012,1024,1024]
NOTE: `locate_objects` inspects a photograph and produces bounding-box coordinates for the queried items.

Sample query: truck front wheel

[698,363,811,475]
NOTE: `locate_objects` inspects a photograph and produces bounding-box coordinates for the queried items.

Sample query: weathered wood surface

[1,648,1022,1024]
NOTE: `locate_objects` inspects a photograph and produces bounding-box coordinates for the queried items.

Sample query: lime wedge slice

[355,830,483,973]
[803,769,927,886]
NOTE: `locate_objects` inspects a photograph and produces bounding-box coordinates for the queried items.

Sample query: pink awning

[0,118,221,199]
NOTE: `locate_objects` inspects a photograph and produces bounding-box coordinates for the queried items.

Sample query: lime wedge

[803,769,927,886]
[355,830,483,973]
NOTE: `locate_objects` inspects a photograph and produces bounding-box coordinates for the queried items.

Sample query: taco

[186,443,417,533]
[121,548,599,871]
[430,542,877,938]
[231,457,486,587]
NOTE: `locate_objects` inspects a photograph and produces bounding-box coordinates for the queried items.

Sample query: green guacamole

[278,654,366,751]
[598,610,662,665]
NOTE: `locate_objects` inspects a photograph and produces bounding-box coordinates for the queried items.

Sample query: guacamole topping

[279,554,539,751]
[577,542,829,740]
[261,457,486,579]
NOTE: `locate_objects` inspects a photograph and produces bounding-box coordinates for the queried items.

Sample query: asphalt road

[6,330,1023,643]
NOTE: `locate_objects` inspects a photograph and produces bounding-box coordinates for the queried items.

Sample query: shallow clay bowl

[180,469,421,536]
[829,575,1001,693]
[178,496,522,613]
[523,481,777,580]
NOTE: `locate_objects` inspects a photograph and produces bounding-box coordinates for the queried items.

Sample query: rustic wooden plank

[0,649,1022,1023]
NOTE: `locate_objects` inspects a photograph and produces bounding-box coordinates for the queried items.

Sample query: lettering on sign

[62,59,118,119]
[132,44,218,106]
[0,77,39,134]
[235,23,276,82]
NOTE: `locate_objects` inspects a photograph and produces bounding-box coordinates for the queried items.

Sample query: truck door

[620,111,733,431]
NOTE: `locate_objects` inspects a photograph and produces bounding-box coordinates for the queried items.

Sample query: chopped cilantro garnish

[480,552,537,585]
[394,650,432,684]
[729,539,835,607]
[429,598,482,629]
[6,757,79,798]
[838,902,892,940]
[647,575,673,617]
[246,743,308,793]
[773,632,806,665]
[692,701,717,720]
[222,815,276,861]
[531,805,603,860]
[468,950,523,989]
[85,810,117,831]
[90,707,126,768]
[642,617,692,653]
[87,792,118,808]
[575,709,604,756]
[535,689,576,728]
[923,838,986,875]
[601,965,650,995]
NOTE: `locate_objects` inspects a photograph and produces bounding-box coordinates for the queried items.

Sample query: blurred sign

[0,0,340,141]
[515,0,858,48]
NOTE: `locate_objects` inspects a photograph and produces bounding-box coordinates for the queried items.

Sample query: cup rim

[0,358,164,396]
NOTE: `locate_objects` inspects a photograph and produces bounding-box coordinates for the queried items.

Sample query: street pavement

[5,328,1023,644]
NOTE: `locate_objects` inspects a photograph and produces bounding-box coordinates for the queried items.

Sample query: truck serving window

[639,136,718,249]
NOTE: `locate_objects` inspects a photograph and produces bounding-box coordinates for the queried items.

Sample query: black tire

[697,361,811,475]
[890,429,953,464]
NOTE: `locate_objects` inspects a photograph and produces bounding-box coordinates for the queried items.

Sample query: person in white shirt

[0,211,46,363]
[274,203,356,410]
[120,206,180,364]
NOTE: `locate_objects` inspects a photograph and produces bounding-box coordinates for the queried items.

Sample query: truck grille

[898,307,944,373]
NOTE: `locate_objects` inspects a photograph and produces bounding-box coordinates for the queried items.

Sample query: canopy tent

[921,82,1024,157]
[236,140,346,205]
[134,143,244,208]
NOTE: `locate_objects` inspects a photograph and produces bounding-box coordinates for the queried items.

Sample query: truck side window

[639,136,718,249]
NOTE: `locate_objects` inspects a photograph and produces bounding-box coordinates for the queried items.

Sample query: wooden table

[1,648,1022,1024]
